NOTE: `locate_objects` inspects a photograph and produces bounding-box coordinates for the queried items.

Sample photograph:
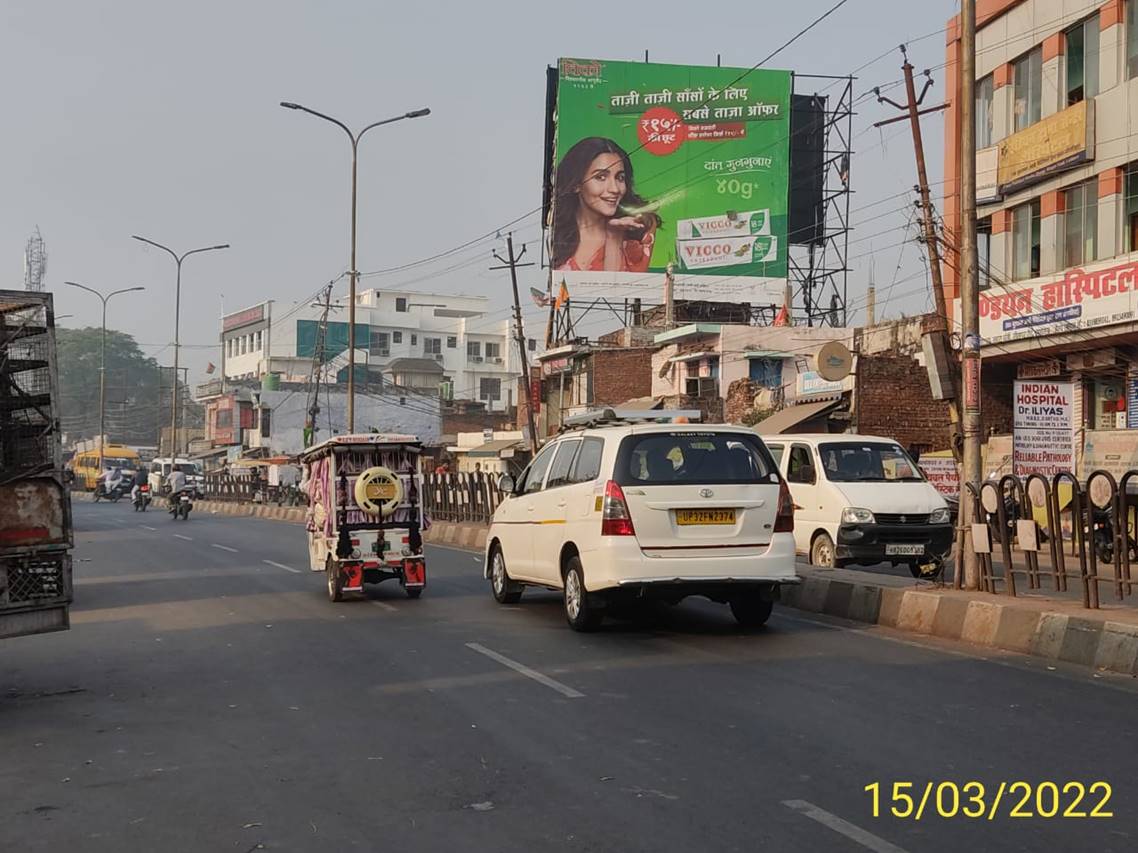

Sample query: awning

[668,350,716,363]
[464,439,526,457]
[754,399,842,435]
[743,350,793,359]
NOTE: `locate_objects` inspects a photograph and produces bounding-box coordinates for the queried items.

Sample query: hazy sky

[1,0,958,381]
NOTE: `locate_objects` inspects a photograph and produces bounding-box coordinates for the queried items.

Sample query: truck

[0,290,72,639]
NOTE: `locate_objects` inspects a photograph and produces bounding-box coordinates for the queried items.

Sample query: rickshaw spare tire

[354,466,403,517]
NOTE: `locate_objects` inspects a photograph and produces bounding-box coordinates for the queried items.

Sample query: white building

[219,288,534,412]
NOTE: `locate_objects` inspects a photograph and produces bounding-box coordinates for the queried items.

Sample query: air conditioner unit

[490,357,503,364]
[471,356,484,363]
[434,354,444,362]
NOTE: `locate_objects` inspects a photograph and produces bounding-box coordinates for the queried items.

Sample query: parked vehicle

[169,489,194,521]
[67,444,142,491]
[133,483,152,512]
[763,434,952,577]
[1,290,73,640]
[300,434,427,602]
[1091,503,1138,565]
[485,409,797,632]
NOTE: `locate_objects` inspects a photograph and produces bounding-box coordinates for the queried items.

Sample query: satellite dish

[816,341,853,382]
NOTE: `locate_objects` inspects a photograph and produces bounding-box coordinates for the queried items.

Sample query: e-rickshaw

[299,434,427,602]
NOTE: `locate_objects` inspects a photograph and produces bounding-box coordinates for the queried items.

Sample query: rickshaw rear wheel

[326,557,344,602]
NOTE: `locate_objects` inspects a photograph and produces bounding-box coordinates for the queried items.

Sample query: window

[569,437,604,483]
[395,297,408,312]
[369,329,390,356]
[240,336,247,355]
[528,338,537,351]
[1011,199,1041,280]
[447,335,457,348]
[521,443,557,494]
[392,330,402,344]
[1129,0,1138,79]
[479,377,502,401]
[977,216,992,291]
[976,74,993,148]
[485,342,501,359]
[1012,47,1042,132]
[787,444,816,484]
[817,442,922,482]
[617,432,774,485]
[1066,15,1100,105]
[216,409,233,428]
[748,357,782,388]
[765,444,785,469]
[411,334,417,346]
[260,407,271,438]
[424,337,441,355]
[1126,164,1138,251]
[1063,180,1098,267]
[467,340,481,358]
[546,440,580,489]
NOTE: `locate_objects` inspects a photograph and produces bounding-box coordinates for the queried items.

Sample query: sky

[0,0,960,382]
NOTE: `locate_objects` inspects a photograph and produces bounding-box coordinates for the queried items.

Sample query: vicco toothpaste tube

[677,235,778,271]
[676,209,770,240]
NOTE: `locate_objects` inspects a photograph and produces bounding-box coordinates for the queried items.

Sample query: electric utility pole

[959,0,982,590]
[491,234,538,453]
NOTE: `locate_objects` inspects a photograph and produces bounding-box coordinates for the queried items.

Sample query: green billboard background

[553,57,791,287]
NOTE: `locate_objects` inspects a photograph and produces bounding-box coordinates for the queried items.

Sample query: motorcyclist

[131,467,149,504]
[99,466,124,498]
[166,466,187,498]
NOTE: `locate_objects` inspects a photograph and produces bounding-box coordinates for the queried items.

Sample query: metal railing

[964,469,1137,609]
[421,472,504,524]
[202,473,306,506]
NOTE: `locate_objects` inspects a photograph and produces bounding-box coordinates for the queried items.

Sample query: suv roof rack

[560,408,703,430]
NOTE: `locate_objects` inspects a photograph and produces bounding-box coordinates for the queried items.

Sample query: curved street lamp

[131,236,229,458]
[279,101,430,431]
[65,282,146,476]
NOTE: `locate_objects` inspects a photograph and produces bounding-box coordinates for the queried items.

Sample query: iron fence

[421,472,504,524]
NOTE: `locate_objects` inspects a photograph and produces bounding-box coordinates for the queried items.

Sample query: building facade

[944,0,1138,474]
[219,288,534,413]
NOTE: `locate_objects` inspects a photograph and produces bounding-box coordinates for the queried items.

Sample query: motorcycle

[133,484,152,512]
[1091,504,1138,565]
[169,489,194,521]
[93,479,126,503]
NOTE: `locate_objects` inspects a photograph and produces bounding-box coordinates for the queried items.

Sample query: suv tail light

[600,480,636,536]
[773,479,794,533]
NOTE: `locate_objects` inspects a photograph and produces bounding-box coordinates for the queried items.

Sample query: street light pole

[64,282,145,476]
[131,236,229,458]
[279,101,430,432]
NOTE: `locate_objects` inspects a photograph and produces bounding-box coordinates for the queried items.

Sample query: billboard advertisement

[1012,380,1075,476]
[551,58,791,304]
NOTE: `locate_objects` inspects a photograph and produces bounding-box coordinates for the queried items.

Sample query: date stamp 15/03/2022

[864,781,1113,820]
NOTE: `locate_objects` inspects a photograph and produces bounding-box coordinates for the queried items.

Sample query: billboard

[551,58,791,304]
[1012,380,1075,477]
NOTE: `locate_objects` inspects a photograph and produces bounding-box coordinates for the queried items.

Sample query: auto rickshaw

[299,433,427,602]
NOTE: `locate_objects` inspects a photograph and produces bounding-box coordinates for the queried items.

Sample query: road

[2,502,1135,852]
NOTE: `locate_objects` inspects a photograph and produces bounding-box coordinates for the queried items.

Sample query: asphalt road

[2,502,1136,852]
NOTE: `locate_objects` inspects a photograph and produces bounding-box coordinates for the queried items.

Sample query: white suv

[484,412,798,631]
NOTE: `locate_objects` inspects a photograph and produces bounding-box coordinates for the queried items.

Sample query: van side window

[545,440,581,489]
[765,444,785,469]
[520,443,557,495]
[569,437,604,483]
[787,445,816,484]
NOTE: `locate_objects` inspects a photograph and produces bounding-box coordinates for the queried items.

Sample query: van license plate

[676,509,736,525]
[885,544,924,556]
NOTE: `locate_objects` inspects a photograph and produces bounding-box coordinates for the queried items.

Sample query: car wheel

[326,558,344,603]
[563,556,602,632]
[730,594,773,629]
[810,532,836,568]
[489,545,522,604]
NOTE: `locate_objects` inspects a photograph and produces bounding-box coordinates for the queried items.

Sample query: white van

[762,434,952,575]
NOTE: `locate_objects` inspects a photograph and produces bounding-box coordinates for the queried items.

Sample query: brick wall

[856,355,1016,453]
[442,407,512,436]
[591,348,656,405]
[725,378,760,424]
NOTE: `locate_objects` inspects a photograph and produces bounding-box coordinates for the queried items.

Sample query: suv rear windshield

[817,442,923,482]
[616,432,776,486]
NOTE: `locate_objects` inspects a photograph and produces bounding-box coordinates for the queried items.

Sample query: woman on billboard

[552,137,660,273]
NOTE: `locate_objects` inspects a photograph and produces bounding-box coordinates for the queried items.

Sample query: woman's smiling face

[578,153,626,218]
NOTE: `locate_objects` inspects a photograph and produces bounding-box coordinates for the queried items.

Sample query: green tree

[57,327,199,447]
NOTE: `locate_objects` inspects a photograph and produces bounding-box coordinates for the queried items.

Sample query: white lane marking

[263,560,301,574]
[211,543,239,553]
[173,534,193,541]
[782,800,910,853]
[370,600,398,613]
[465,642,584,699]
[140,525,157,531]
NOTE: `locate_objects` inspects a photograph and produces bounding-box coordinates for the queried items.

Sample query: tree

[56,327,199,447]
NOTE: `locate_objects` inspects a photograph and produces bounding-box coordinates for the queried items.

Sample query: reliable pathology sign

[1012,380,1075,476]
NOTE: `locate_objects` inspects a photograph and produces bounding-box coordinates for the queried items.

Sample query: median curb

[781,570,1138,677]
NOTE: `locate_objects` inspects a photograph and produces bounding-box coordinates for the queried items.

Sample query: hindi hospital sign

[976,256,1138,345]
